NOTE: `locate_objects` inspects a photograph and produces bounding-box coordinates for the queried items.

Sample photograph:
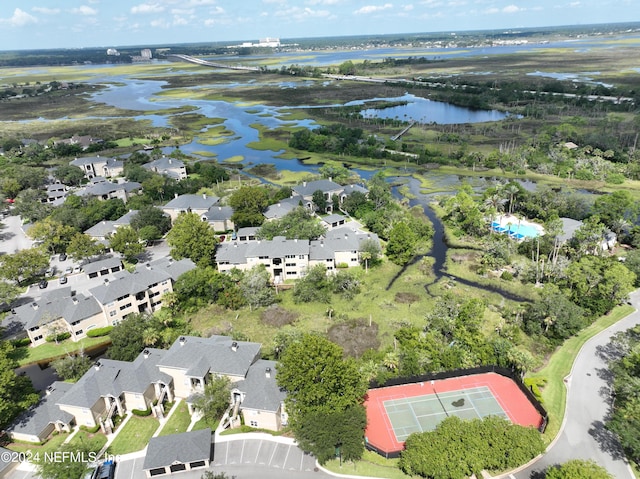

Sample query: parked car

[60,276,68,285]
[38,280,48,289]
[98,460,115,479]
[82,466,99,479]
[65,266,73,275]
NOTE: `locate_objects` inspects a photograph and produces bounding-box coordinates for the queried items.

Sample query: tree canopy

[166,212,218,267]
[228,185,270,227]
[0,340,39,430]
[256,207,325,240]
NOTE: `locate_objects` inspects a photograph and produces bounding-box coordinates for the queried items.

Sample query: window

[285,255,295,259]
[119,303,132,310]
[298,255,305,259]
[75,330,83,335]
[250,421,258,427]
[109,310,117,317]
[33,335,43,341]
[285,263,296,267]
[286,271,296,276]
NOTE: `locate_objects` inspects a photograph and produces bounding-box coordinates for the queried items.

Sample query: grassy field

[6,431,68,453]
[158,401,191,437]
[11,336,111,366]
[107,416,159,455]
[323,451,410,479]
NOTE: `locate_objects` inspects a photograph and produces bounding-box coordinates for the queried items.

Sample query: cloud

[1,8,38,26]
[354,3,393,14]
[404,4,414,10]
[70,6,98,15]
[306,0,341,4]
[185,0,217,5]
[274,6,332,19]
[171,8,195,15]
[502,4,522,13]
[131,3,166,14]
[32,7,61,15]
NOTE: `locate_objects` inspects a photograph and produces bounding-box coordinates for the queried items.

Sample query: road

[510,290,640,478]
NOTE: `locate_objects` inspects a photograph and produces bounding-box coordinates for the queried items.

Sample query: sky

[0,0,638,51]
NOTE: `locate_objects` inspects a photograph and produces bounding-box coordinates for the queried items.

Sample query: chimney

[145,263,151,269]
[104,278,109,284]
[45,385,54,396]
[174,193,179,199]
[202,193,207,200]
[265,367,271,378]
[329,176,332,182]
[231,341,238,352]
[179,336,186,346]
[143,349,150,359]
[72,297,79,305]
[94,360,101,371]
[32,302,38,310]
[168,159,172,164]
[303,182,307,187]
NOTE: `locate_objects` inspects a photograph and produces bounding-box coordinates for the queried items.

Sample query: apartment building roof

[17,292,103,330]
[157,335,261,378]
[8,382,74,437]
[235,360,285,413]
[57,348,171,409]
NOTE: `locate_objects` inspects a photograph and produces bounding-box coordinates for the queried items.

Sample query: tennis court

[364,372,545,457]
[383,386,508,441]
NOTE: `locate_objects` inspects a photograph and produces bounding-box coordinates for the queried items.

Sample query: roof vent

[265,367,272,378]
[231,341,238,352]
[45,385,54,395]
[31,302,38,310]
[94,360,101,371]
[179,336,186,346]
[143,349,150,358]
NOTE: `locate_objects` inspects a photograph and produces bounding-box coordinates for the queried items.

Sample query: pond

[358,93,512,124]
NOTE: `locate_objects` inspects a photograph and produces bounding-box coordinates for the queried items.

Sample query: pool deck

[491,214,544,239]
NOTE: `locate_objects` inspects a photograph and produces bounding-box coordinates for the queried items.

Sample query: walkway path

[508,290,640,478]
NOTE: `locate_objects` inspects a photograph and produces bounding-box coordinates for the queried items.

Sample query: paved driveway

[511,290,640,478]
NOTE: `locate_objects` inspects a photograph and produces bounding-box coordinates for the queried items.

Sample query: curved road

[510,290,640,478]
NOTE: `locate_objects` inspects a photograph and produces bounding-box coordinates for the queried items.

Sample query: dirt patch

[328,318,380,358]
[261,305,299,327]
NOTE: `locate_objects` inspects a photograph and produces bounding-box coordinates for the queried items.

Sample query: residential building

[75,177,141,203]
[201,206,234,232]
[143,429,211,477]
[70,156,123,179]
[44,183,69,205]
[84,220,117,243]
[161,194,219,223]
[216,229,379,281]
[7,382,75,443]
[13,288,107,346]
[143,157,187,180]
[263,197,301,220]
[56,135,103,151]
[292,179,343,213]
[56,348,173,430]
[236,226,258,242]
[234,359,287,430]
[89,258,195,326]
[83,257,124,279]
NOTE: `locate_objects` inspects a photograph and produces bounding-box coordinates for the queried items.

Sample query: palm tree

[505,184,520,215]
[484,194,507,233]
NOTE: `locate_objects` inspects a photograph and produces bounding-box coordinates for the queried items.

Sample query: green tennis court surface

[383,386,508,441]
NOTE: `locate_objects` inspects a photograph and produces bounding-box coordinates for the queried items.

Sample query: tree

[130,206,171,235]
[107,313,180,361]
[228,186,270,227]
[0,340,39,430]
[239,265,276,310]
[27,218,77,254]
[0,280,20,306]
[108,226,144,262]
[66,233,104,263]
[277,333,367,419]
[0,247,49,285]
[592,190,639,235]
[292,264,331,303]
[167,212,218,267]
[50,353,92,382]
[256,207,325,240]
[524,285,586,342]
[359,238,382,271]
[312,189,328,212]
[35,439,98,479]
[544,459,613,479]
[277,334,368,464]
[13,188,51,223]
[191,375,232,428]
[386,221,418,265]
[53,165,85,186]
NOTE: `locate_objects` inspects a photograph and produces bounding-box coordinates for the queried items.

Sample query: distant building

[141,49,152,59]
[106,48,120,56]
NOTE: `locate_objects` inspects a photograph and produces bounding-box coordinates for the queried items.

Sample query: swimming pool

[491,221,541,239]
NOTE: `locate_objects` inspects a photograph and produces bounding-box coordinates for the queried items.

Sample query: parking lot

[212,438,317,471]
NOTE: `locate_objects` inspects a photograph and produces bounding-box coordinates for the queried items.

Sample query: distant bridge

[167,54,261,72]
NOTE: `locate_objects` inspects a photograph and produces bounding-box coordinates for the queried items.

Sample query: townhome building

[70,156,123,179]
[201,205,234,232]
[161,193,219,223]
[143,156,187,180]
[75,177,141,203]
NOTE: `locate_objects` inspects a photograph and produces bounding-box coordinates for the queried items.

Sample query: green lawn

[12,337,111,366]
[67,430,107,452]
[527,304,635,442]
[158,401,192,437]
[323,451,410,479]
[6,431,68,453]
[107,416,159,455]
[190,417,212,432]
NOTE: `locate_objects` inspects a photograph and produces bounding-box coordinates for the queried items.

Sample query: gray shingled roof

[322,214,346,225]
[77,181,140,198]
[17,293,103,330]
[202,206,234,221]
[83,256,123,275]
[158,336,261,378]
[88,267,171,305]
[249,237,310,258]
[58,349,171,409]
[84,220,117,238]
[236,360,286,412]
[162,194,219,210]
[293,179,342,197]
[341,184,368,196]
[145,257,196,280]
[143,428,211,471]
[264,197,301,220]
[70,156,107,167]
[215,242,251,265]
[236,226,259,239]
[559,217,583,243]
[8,382,74,437]
[309,241,335,260]
[114,210,140,227]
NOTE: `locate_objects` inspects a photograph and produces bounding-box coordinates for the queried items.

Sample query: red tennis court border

[364,372,544,457]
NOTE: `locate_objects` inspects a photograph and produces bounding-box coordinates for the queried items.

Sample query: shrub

[86,326,114,337]
[336,262,349,269]
[524,377,546,403]
[10,337,32,347]
[131,407,152,416]
[501,271,514,281]
[80,424,101,433]
[45,332,71,343]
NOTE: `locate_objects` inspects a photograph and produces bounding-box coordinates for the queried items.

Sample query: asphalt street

[511,290,640,479]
